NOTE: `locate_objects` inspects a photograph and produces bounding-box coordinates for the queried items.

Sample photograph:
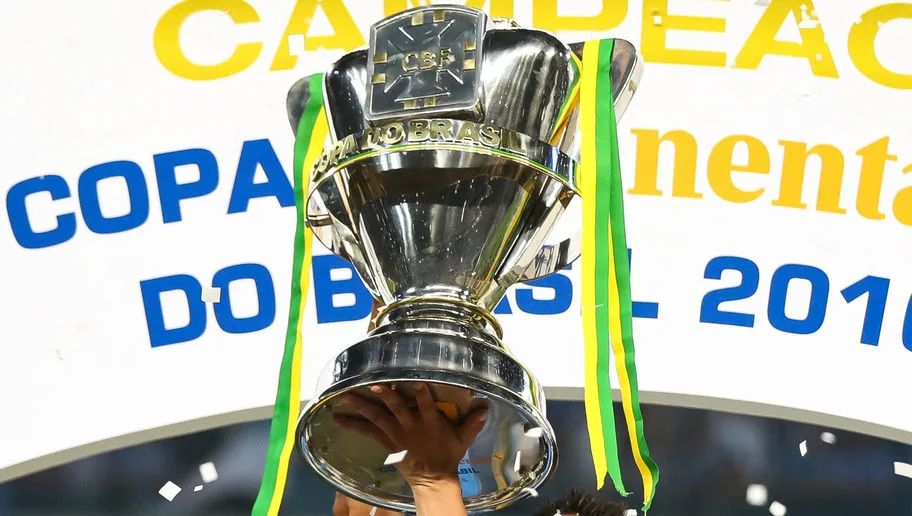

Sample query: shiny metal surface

[366,6,487,123]
[297,304,556,513]
[306,140,575,310]
[285,5,644,511]
[288,35,642,283]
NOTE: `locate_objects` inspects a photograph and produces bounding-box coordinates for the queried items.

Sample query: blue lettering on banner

[139,252,661,348]
[6,175,78,249]
[699,255,912,352]
[312,255,374,324]
[78,161,150,234]
[140,263,275,347]
[4,138,293,250]
[140,274,207,348]
[153,148,219,223]
[227,139,294,214]
[212,263,276,334]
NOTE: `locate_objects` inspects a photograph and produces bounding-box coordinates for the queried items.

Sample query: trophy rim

[303,124,579,238]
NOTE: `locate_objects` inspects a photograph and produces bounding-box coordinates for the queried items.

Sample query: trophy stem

[373,297,504,342]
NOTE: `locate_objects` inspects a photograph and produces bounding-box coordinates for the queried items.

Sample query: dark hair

[533,489,629,516]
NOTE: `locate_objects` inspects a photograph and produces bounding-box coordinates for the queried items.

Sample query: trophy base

[296,301,557,513]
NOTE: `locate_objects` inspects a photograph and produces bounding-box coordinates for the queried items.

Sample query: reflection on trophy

[285,5,642,512]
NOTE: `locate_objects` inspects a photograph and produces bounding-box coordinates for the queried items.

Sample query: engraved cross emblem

[367,8,483,120]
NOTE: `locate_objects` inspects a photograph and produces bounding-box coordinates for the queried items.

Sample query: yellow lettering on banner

[533,0,627,33]
[708,135,770,203]
[774,141,846,214]
[153,0,262,81]
[464,0,515,18]
[271,0,364,71]
[629,129,702,199]
[848,3,912,90]
[733,0,838,78]
[641,0,728,67]
[893,164,912,226]
[383,0,432,16]
[855,137,897,221]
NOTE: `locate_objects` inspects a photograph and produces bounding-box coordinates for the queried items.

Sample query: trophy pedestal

[296,301,557,512]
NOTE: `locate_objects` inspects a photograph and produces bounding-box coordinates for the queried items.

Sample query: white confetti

[769,501,787,516]
[746,484,768,506]
[799,440,808,456]
[820,432,837,445]
[201,287,221,303]
[524,427,544,439]
[193,485,203,492]
[521,487,539,498]
[895,461,912,479]
[199,462,219,483]
[158,481,181,502]
[624,510,638,516]
[384,450,408,466]
[287,34,306,57]
[513,450,522,473]
[754,0,770,5]
[652,14,663,25]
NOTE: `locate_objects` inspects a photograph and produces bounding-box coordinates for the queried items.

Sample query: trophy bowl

[286,5,643,512]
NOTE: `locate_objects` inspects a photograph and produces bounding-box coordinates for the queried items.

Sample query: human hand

[333,492,404,516]
[331,382,488,489]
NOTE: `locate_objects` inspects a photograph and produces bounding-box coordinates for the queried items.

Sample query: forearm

[411,477,468,516]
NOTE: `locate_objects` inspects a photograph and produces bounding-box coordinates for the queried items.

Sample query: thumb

[457,408,488,446]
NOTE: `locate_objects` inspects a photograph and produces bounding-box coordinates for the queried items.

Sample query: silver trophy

[286,5,642,512]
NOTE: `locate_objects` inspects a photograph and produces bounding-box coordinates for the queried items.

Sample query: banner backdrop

[1,0,910,479]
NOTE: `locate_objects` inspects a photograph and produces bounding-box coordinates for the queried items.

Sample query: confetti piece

[895,461,912,479]
[754,0,770,5]
[199,462,218,483]
[194,485,203,492]
[287,34,306,57]
[513,450,522,473]
[525,427,544,439]
[769,501,787,516]
[624,510,638,516]
[799,440,808,456]
[384,450,408,466]
[521,487,539,497]
[652,14,663,25]
[746,484,768,506]
[201,287,221,303]
[158,481,181,502]
[820,432,837,445]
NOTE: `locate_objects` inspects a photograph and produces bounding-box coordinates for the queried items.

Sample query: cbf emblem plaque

[366,6,486,122]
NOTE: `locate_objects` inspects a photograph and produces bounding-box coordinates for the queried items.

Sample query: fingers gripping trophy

[282,5,646,513]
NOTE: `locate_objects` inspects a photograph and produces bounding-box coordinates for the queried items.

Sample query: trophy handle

[518,39,642,282]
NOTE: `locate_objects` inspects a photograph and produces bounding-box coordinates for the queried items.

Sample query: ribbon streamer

[580,39,660,511]
[252,73,328,516]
